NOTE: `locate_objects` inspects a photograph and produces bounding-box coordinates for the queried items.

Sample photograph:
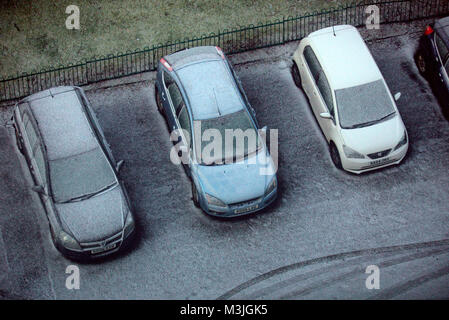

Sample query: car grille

[230,197,261,209]
[367,149,391,160]
[80,232,123,254]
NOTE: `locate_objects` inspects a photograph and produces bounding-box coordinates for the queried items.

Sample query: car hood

[55,185,125,243]
[196,149,276,204]
[340,114,405,154]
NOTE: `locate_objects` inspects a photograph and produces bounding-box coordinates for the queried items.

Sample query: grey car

[12,86,135,259]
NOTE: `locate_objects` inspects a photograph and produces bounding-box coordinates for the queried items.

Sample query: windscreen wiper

[60,182,118,203]
[348,112,396,129]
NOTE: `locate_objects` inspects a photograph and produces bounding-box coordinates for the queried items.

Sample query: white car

[292,25,409,174]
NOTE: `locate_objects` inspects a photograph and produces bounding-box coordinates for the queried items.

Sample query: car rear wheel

[191,181,200,208]
[330,143,343,170]
[155,85,165,116]
[292,62,302,88]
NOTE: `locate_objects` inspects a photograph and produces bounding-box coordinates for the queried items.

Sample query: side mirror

[32,185,46,195]
[116,160,124,172]
[261,125,268,133]
[320,112,333,120]
[178,145,188,157]
[394,92,401,101]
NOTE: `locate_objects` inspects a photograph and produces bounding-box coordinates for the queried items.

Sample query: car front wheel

[330,143,343,170]
[191,181,200,208]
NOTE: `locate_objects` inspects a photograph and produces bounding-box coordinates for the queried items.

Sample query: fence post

[84,60,89,84]
[282,16,286,44]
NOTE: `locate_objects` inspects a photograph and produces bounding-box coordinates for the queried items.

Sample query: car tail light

[424,25,434,36]
[215,46,225,59]
[160,58,173,71]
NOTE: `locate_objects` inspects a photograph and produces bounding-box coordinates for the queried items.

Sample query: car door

[32,139,56,225]
[175,102,192,175]
[21,111,40,179]
[435,33,449,94]
[228,62,259,127]
[78,89,117,166]
[162,71,180,132]
[315,70,337,142]
[21,112,54,217]
[299,45,318,97]
[301,46,332,139]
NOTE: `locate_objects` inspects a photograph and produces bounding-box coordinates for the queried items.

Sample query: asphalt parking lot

[0,22,448,299]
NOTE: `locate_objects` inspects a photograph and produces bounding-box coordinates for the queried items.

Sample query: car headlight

[394,131,408,151]
[205,193,227,208]
[342,145,365,159]
[59,231,81,250]
[123,212,135,239]
[265,177,277,195]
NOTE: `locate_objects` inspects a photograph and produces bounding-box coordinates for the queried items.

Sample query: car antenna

[332,26,336,37]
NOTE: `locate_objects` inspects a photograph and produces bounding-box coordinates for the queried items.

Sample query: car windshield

[335,79,396,129]
[193,110,261,165]
[49,147,117,203]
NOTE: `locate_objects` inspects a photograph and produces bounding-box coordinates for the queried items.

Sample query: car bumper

[202,188,278,218]
[341,143,408,174]
[56,229,136,261]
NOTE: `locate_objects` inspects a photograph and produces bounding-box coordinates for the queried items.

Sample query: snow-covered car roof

[22,86,98,161]
[307,25,383,90]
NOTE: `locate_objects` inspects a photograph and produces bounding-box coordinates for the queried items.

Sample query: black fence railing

[1,0,448,102]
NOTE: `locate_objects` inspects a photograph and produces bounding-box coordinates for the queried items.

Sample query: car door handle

[313,91,317,96]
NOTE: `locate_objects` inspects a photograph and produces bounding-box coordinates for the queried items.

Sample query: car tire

[292,62,302,88]
[330,143,343,170]
[191,181,200,208]
[415,52,428,77]
[155,85,165,116]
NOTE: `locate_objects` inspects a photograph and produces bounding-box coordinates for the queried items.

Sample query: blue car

[154,46,278,217]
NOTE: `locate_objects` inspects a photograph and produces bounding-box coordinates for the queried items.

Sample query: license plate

[235,205,258,214]
[91,243,117,254]
[370,157,390,166]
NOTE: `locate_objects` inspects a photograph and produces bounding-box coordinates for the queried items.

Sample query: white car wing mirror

[320,112,332,119]
[394,92,401,101]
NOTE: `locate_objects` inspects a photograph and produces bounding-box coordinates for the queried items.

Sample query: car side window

[168,83,184,115]
[24,113,38,150]
[177,106,191,147]
[18,102,28,117]
[163,70,174,88]
[33,145,47,185]
[316,70,335,116]
[303,46,322,81]
[435,33,449,64]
